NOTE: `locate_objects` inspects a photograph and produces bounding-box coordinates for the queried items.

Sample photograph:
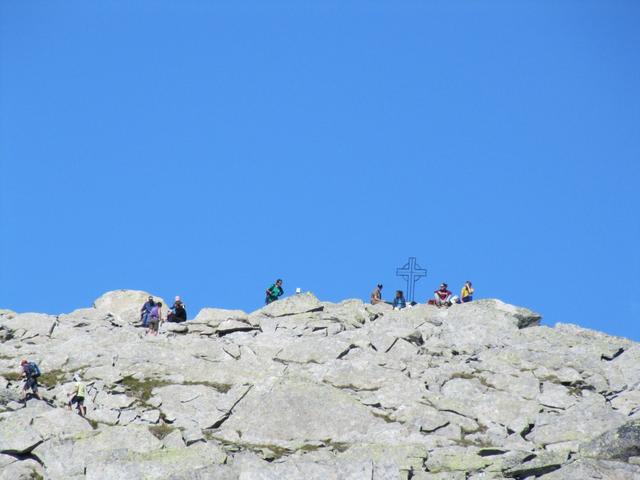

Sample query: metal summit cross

[396,257,427,303]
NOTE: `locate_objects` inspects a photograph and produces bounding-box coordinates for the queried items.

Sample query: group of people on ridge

[140,295,187,335]
[430,281,474,307]
[18,282,285,411]
[17,278,474,414]
[370,281,474,309]
[137,279,284,339]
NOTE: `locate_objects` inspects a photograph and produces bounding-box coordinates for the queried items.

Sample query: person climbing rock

[434,283,453,307]
[68,374,87,416]
[392,290,407,310]
[20,359,43,401]
[265,279,284,304]
[167,296,187,323]
[146,302,163,336]
[461,281,474,303]
[140,296,155,327]
[370,284,384,305]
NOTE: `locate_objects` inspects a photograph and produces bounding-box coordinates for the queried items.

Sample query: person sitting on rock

[370,284,384,305]
[68,374,87,417]
[461,281,474,303]
[167,296,187,323]
[20,359,43,401]
[265,279,284,304]
[392,290,407,310]
[146,302,163,336]
[140,296,155,327]
[434,283,453,307]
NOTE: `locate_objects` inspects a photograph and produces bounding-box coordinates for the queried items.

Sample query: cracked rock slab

[257,292,324,318]
[214,379,413,451]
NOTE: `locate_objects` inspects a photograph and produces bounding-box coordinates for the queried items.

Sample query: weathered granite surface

[1,291,639,479]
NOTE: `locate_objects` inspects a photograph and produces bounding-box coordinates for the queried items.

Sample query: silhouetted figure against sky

[370,284,384,305]
[266,279,284,304]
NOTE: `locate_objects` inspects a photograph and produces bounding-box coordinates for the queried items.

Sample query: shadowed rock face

[0,291,639,479]
[581,418,640,461]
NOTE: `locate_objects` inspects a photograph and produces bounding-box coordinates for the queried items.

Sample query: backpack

[29,362,41,378]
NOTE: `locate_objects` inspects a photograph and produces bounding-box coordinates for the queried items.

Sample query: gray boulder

[33,425,163,479]
[193,308,249,327]
[84,443,227,479]
[93,289,167,324]
[214,378,413,452]
[540,459,640,479]
[0,455,43,480]
[581,418,640,461]
[256,292,324,318]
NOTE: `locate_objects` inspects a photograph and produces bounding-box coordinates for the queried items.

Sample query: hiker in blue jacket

[140,296,155,327]
[392,290,407,310]
[20,359,43,401]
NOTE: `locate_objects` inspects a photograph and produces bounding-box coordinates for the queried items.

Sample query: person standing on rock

[167,296,187,323]
[68,374,87,417]
[20,359,43,401]
[392,290,407,310]
[370,284,384,305]
[146,302,163,336]
[461,281,474,303]
[140,296,155,327]
[434,283,453,307]
[265,279,284,304]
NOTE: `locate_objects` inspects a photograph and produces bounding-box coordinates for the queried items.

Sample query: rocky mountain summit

[2,291,640,479]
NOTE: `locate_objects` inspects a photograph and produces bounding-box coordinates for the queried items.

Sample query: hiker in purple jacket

[146,302,163,336]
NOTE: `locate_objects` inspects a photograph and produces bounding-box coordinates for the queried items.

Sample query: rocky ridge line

[1,290,640,479]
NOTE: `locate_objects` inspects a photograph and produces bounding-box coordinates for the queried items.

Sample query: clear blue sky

[1,1,639,339]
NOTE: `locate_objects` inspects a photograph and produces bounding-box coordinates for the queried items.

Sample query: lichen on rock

[0,290,638,479]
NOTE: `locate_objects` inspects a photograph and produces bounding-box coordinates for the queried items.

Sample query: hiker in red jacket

[434,283,453,307]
